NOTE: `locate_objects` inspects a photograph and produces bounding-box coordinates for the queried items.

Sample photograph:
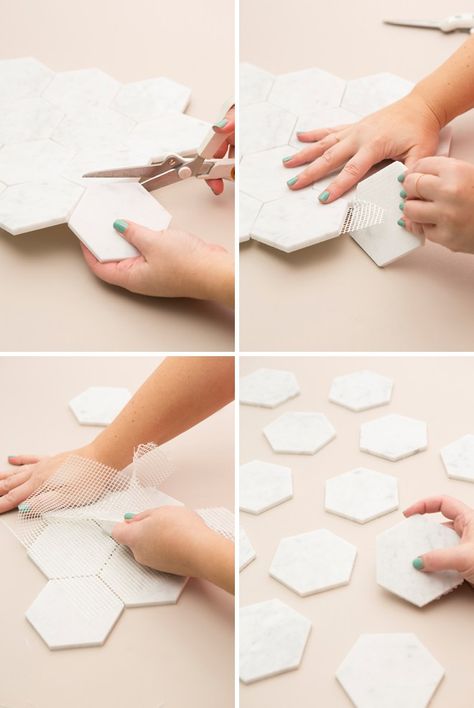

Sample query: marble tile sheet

[440,433,474,482]
[62,146,150,187]
[325,467,399,524]
[68,182,172,262]
[336,633,444,708]
[376,514,464,607]
[268,67,346,115]
[239,459,292,514]
[264,411,336,455]
[52,106,135,152]
[240,102,297,156]
[112,77,191,122]
[240,598,311,683]
[68,386,132,426]
[239,367,300,408]
[0,57,54,103]
[289,105,360,149]
[239,191,261,242]
[360,414,428,462]
[127,112,210,159]
[240,63,275,107]
[26,576,124,650]
[0,98,63,145]
[42,68,120,113]
[270,528,357,596]
[239,527,256,571]
[341,72,414,117]
[329,369,393,412]
[0,139,75,186]
[240,145,300,204]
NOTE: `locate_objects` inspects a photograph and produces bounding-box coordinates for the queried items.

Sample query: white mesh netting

[339,199,385,234]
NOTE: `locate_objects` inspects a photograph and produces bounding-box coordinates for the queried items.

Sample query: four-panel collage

[1,0,474,706]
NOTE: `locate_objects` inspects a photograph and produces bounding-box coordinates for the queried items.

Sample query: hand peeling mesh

[339,199,386,234]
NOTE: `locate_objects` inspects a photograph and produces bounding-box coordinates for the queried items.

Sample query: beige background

[0,0,234,352]
[240,0,474,352]
[240,356,474,707]
[0,356,234,708]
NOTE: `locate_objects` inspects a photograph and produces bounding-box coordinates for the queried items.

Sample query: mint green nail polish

[214,119,228,128]
[397,173,405,183]
[113,219,128,234]
[400,189,407,198]
[18,503,30,513]
[124,512,136,520]
[282,156,293,163]
[397,218,405,228]
[8,455,17,460]
[318,190,330,202]
[413,557,424,570]
[287,176,298,187]
[399,202,404,211]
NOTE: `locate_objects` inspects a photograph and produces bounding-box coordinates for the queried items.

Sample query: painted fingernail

[397,173,405,183]
[399,202,405,211]
[282,156,293,163]
[287,176,298,187]
[113,219,128,234]
[400,189,407,198]
[214,119,228,128]
[296,131,306,137]
[397,219,405,228]
[8,456,17,461]
[318,190,330,203]
[124,512,136,520]
[412,557,424,571]
[18,503,30,513]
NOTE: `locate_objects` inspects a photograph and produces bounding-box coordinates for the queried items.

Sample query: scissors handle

[197,158,235,181]
[441,13,474,31]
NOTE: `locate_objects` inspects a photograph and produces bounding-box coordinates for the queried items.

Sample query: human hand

[398,156,474,254]
[81,222,234,308]
[283,92,442,202]
[207,106,235,196]
[404,496,474,584]
[113,506,235,593]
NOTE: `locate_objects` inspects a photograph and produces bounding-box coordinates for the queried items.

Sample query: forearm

[87,356,234,468]
[412,35,474,126]
[199,252,234,309]
[197,533,235,594]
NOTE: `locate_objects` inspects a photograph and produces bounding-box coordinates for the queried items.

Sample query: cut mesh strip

[197,507,235,541]
[339,199,385,234]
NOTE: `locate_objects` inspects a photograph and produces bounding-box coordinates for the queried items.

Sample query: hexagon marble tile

[270,529,357,596]
[239,527,256,572]
[376,515,464,607]
[264,411,336,455]
[239,460,292,514]
[240,63,274,107]
[360,414,427,462]
[69,386,132,425]
[325,468,399,524]
[329,370,393,412]
[336,633,444,708]
[240,598,311,683]
[239,367,300,408]
[441,434,474,482]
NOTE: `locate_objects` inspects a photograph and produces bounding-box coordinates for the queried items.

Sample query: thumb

[112,219,160,254]
[111,510,151,545]
[414,545,468,574]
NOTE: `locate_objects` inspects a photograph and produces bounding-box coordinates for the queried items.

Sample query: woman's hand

[113,506,235,593]
[404,495,474,584]
[283,92,442,202]
[207,106,235,196]
[399,156,474,254]
[81,222,234,308]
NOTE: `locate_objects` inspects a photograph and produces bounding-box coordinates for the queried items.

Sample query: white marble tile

[69,386,132,426]
[289,105,359,149]
[0,179,84,235]
[100,545,187,607]
[26,576,123,650]
[240,102,297,156]
[352,161,424,266]
[68,182,172,262]
[264,411,336,455]
[325,468,399,524]
[252,189,348,253]
[0,57,53,103]
[376,515,464,607]
[437,126,452,157]
[336,633,444,708]
[239,191,261,242]
[240,146,300,203]
[43,68,120,113]
[239,527,256,571]
[28,520,116,579]
[329,369,393,412]
[268,67,346,114]
[0,98,64,145]
[0,139,75,186]
[239,459,292,514]
[127,112,210,158]
[240,598,311,683]
[112,77,191,122]
[53,106,135,152]
[240,367,300,408]
[270,529,357,596]
[62,146,150,187]
[341,72,414,116]
[441,434,474,482]
[240,63,274,106]
[360,414,427,462]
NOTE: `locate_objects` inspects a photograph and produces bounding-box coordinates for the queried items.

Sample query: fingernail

[399,202,405,211]
[413,557,424,571]
[318,190,330,203]
[287,176,298,187]
[124,512,136,520]
[18,503,30,513]
[214,119,228,128]
[113,219,128,234]
[400,189,407,199]
[282,156,293,163]
[296,131,305,137]
[397,218,405,228]
[397,173,405,183]
[8,456,17,461]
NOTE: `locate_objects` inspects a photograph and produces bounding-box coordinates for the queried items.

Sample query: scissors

[82,102,235,192]
[384,13,474,33]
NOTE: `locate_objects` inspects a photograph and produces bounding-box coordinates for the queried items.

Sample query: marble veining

[264,411,336,455]
[240,367,300,408]
[42,68,120,113]
[0,98,63,145]
[239,459,292,514]
[325,467,399,524]
[240,63,275,107]
[341,73,414,117]
[112,77,191,122]
[0,139,75,186]
[268,67,346,115]
[441,433,474,482]
[240,102,297,156]
[360,413,428,462]
[329,369,393,412]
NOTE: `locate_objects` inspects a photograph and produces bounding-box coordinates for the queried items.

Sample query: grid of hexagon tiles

[239,63,451,255]
[0,57,210,235]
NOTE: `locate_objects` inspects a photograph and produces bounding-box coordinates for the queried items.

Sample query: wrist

[409,84,447,130]
[197,251,234,308]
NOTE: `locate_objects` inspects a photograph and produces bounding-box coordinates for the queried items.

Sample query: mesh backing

[339,199,385,234]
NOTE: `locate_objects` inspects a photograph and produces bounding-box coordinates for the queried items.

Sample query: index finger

[403,495,471,521]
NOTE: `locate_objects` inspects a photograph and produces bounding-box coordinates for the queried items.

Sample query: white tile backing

[68,386,132,426]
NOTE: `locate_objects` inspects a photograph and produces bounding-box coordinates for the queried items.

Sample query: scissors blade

[384,18,442,29]
[82,164,161,179]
